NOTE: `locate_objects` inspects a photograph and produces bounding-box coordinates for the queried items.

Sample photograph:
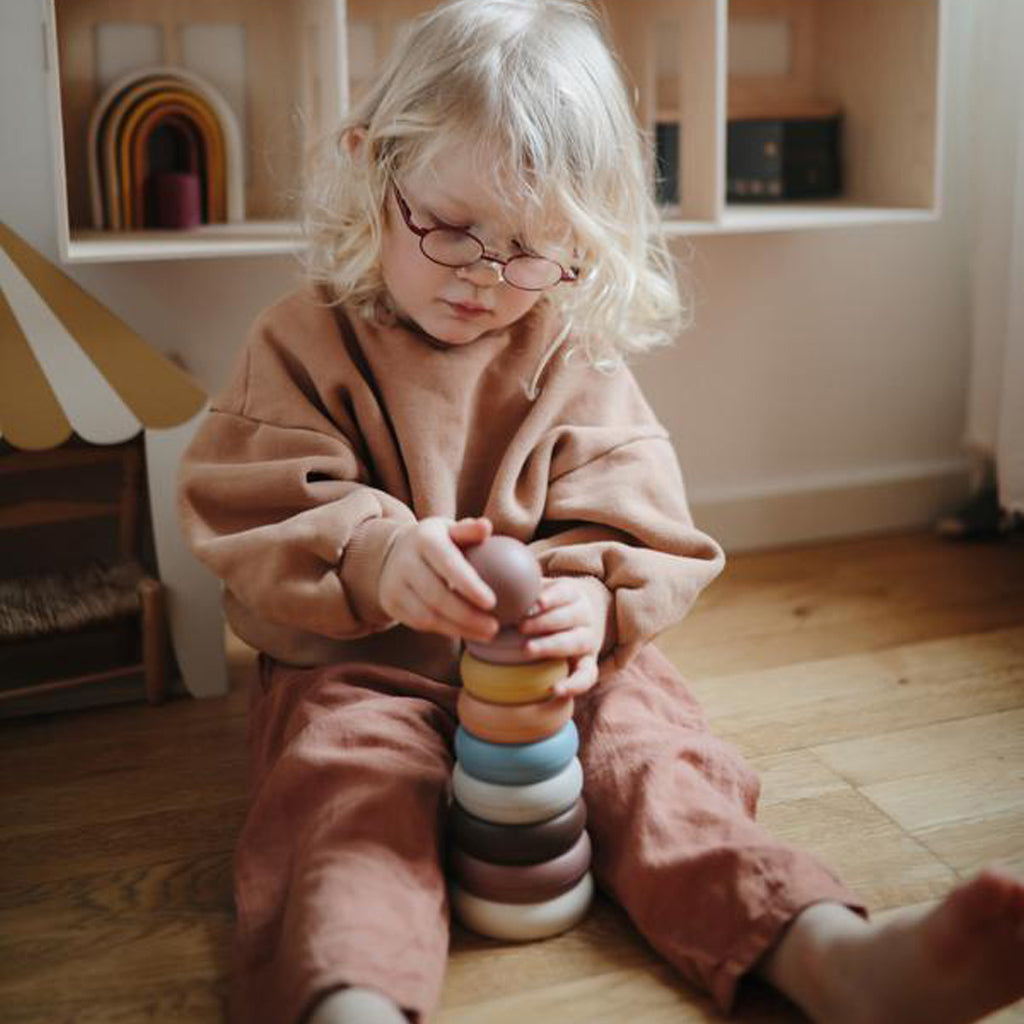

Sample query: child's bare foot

[760,869,1024,1024]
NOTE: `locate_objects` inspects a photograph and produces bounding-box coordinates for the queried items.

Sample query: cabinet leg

[139,577,168,704]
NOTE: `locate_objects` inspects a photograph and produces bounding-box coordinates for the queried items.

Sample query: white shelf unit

[44,0,943,264]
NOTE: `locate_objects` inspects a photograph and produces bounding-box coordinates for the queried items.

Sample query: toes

[950,869,1024,932]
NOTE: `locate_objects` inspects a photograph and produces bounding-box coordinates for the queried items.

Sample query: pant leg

[575,644,864,1014]
[231,657,460,1024]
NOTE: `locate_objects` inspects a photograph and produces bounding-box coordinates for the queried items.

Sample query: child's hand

[379,517,500,642]
[518,577,610,697]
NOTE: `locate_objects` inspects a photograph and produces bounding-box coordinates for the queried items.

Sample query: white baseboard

[689,458,973,553]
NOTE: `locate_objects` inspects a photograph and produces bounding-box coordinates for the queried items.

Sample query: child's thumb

[450,517,492,542]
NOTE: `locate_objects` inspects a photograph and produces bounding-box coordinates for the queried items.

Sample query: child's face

[380,144,557,345]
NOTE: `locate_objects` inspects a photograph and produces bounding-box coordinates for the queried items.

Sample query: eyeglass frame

[391,182,578,291]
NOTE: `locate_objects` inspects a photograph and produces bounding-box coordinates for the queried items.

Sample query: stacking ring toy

[449,797,587,865]
[465,626,537,665]
[450,872,594,941]
[451,830,592,904]
[457,689,573,745]
[454,721,578,785]
[452,758,583,825]
[460,650,568,705]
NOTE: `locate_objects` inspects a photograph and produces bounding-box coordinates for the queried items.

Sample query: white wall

[635,0,977,548]
[1,0,976,554]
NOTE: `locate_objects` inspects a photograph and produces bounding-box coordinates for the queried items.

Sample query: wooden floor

[2,531,1023,1023]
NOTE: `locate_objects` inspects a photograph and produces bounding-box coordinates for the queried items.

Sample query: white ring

[451,758,583,825]
[451,872,594,941]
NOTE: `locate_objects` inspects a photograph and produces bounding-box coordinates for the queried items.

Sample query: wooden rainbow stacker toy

[447,536,594,941]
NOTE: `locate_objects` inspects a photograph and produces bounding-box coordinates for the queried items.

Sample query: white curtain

[964,0,1024,514]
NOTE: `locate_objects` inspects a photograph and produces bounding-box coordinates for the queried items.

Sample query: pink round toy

[466,536,542,625]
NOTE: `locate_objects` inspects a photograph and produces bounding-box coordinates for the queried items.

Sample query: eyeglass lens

[421,230,563,290]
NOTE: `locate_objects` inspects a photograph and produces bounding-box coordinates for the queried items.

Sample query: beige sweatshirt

[177,287,724,683]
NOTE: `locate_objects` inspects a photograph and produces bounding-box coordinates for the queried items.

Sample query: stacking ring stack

[448,537,594,941]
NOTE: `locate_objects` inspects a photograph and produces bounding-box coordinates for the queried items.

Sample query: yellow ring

[460,650,568,705]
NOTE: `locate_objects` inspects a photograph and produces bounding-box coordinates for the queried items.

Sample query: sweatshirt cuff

[339,515,410,629]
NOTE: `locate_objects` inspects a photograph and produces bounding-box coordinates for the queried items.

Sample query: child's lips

[444,300,491,318]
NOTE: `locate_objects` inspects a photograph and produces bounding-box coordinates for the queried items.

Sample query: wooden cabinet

[44,0,943,263]
[0,438,170,717]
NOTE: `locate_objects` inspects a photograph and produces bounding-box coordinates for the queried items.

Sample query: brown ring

[448,796,588,865]
[450,830,592,904]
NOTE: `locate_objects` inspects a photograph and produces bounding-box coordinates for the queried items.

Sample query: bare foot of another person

[761,869,1024,1024]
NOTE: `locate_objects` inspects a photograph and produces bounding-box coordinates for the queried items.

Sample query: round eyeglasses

[392,183,578,292]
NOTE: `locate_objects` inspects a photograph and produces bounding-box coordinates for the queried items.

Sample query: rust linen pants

[231,644,861,1024]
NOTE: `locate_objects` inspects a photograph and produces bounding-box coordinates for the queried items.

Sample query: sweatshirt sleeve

[527,369,724,667]
[177,316,416,642]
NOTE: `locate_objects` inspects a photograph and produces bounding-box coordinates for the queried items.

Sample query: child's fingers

[405,575,497,641]
[524,625,594,661]
[409,566,498,641]
[448,517,492,545]
[532,577,577,610]
[422,531,496,610]
[519,600,585,637]
[552,654,598,698]
[386,581,466,639]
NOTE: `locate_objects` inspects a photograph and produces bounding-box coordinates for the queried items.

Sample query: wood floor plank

[0,704,248,787]
[1,981,228,1024]
[0,750,247,841]
[812,707,1024,788]
[441,898,657,1010]
[915,811,1024,879]
[438,961,717,1024]
[686,626,1024,757]
[756,788,956,910]
[862,762,1024,869]
[812,707,1024,877]
[0,914,233,1001]
[0,801,246,895]
[660,533,1024,678]
[0,852,233,919]
[748,749,853,807]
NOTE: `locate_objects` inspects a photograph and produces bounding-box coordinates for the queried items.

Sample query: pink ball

[466,536,542,625]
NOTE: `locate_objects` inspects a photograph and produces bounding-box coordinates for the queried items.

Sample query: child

[178,2,1024,1022]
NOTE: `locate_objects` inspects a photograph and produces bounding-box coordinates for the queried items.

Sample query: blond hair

[303,0,689,367]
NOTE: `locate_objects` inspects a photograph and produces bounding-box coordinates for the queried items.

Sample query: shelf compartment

[602,0,726,222]
[45,0,344,262]
[726,0,942,212]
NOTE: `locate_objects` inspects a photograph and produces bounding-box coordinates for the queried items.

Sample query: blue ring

[455,721,579,785]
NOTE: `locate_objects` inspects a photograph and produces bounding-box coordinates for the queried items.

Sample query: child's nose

[456,259,503,287]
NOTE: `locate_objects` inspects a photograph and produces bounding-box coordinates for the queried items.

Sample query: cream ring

[451,872,594,941]
[460,650,568,705]
[457,689,574,745]
[451,758,583,825]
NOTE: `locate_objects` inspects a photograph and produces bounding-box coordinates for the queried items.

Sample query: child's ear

[343,126,368,158]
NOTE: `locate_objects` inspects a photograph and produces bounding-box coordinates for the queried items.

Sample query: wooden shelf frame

[44,0,346,263]
[44,0,944,263]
